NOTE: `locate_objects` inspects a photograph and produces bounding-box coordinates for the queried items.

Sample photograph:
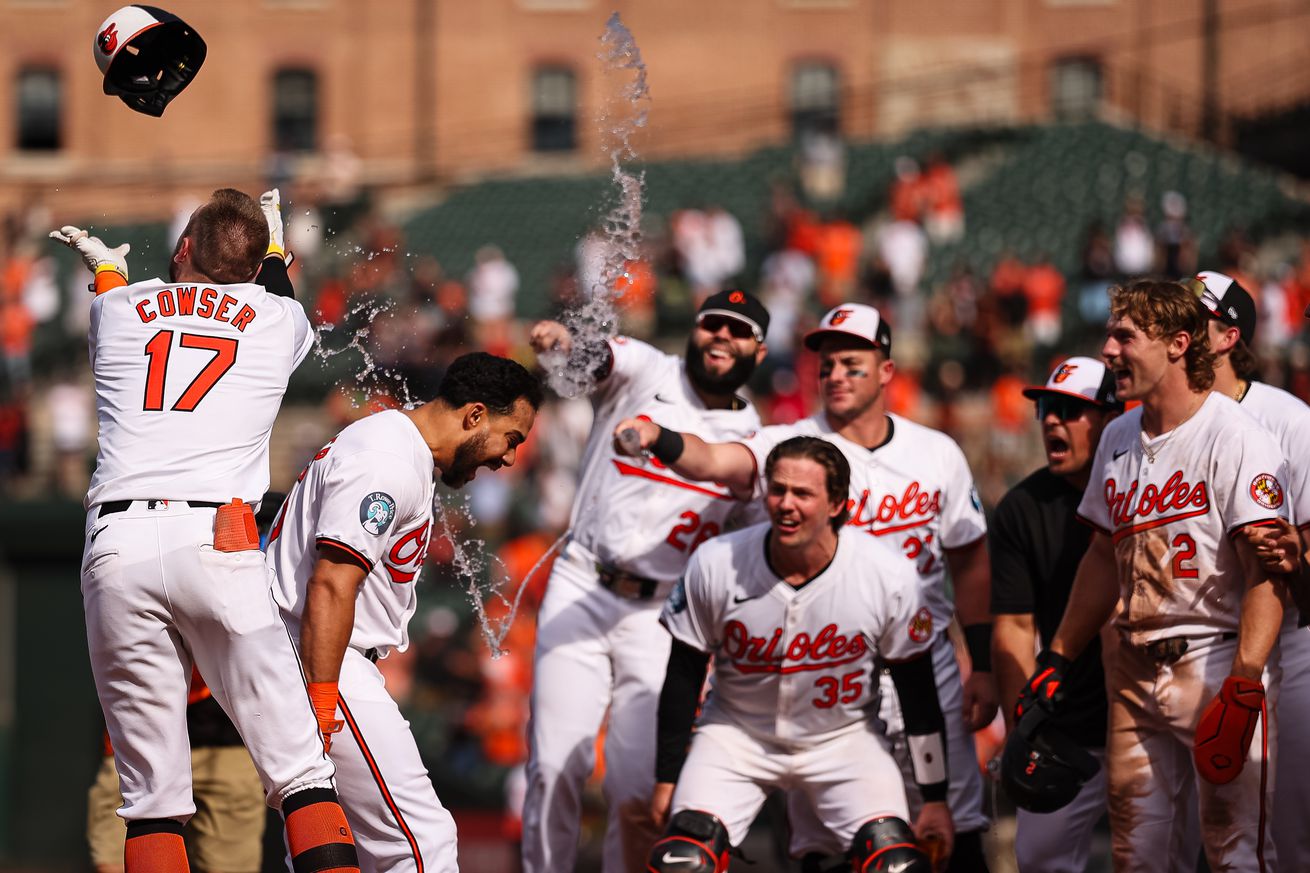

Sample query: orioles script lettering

[724,620,867,673]
[1105,470,1209,528]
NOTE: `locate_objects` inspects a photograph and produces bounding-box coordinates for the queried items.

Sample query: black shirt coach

[990,467,1108,749]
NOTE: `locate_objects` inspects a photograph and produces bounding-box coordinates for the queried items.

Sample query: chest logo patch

[360,492,397,536]
[908,607,933,643]
[1249,473,1284,510]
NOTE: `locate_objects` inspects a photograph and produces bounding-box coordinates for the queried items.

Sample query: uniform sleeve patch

[1249,474,1284,510]
[667,578,688,614]
[360,492,397,535]
[908,607,934,643]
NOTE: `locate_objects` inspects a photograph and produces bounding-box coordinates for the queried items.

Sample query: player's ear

[462,402,487,431]
[753,342,768,365]
[173,236,192,264]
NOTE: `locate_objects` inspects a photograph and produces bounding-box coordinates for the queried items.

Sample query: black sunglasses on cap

[1035,394,1096,422]
[698,314,758,340]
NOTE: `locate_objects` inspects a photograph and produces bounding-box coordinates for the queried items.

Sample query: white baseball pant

[672,721,909,853]
[80,501,335,822]
[320,647,459,873]
[787,631,987,854]
[1107,633,1278,873]
[1272,625,1310,870]
[1013,749,1106,873]
[521,540,672,873]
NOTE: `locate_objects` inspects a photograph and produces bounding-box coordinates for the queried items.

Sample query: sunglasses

[1035,394,1095,422]
[698,315,759,341]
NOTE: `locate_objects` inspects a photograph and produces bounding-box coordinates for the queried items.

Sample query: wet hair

[182,188,268,284]
[1109,279,1216,392]
[436,352,544,415]
[764,436,851,532]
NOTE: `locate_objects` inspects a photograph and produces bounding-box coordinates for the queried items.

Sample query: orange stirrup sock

[124,819,189,873]
[283,787,359,873]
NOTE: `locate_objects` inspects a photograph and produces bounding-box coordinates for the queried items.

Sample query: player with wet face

[522,290,770,873]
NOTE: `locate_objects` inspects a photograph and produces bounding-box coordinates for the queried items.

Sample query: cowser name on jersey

[135,286,258,332]
[1104,470,1209,542]
[724,620,868,674]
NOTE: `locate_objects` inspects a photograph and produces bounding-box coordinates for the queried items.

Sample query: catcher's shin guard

[850,817,932,873]
[648,809,730,872]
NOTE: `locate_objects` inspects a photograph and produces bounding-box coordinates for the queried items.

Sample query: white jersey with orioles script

[738,412,986,633]
[569,336,762,581]
[86,277,313,508]
[267,409,435,656]
[1076,392,1288,645]
[660,522,933,745]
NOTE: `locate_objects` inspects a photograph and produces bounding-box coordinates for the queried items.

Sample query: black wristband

[964,623,993,673]
[919,781,949,803]
[650,427,685,465]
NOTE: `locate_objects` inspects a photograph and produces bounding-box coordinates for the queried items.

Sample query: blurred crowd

[6,137,1310,861]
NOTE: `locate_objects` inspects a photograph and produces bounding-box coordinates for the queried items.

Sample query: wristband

[964,623,993,673]
[651,426,685,465]
[307,681,343,735]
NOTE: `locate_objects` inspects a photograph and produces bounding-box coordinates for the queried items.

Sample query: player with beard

[265,352,542,871]
[522,290,770,873]
[613,304,994,872]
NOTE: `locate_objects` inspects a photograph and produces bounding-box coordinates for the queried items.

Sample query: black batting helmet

[94,5,206,117]
[1000,707,1101,813]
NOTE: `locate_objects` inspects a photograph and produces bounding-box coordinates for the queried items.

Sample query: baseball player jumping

[54,189,360,873]
[266,352,542,872]
[521,290,769,873]
[614,303,994,871]
[990,357,1122,873]
[1191,270,1310,870]
[1029,279,1290,871]
[648,436,950,873]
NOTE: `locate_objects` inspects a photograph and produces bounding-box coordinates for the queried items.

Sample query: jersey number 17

[142,330,239,412]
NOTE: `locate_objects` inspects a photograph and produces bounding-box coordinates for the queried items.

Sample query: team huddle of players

[58,186,1310,873]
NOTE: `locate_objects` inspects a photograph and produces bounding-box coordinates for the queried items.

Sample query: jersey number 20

[142,330,238,412]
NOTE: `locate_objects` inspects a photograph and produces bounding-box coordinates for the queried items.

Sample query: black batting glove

[1015,649,1072,721]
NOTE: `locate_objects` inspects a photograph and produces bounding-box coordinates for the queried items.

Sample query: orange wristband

[307,681,343,735]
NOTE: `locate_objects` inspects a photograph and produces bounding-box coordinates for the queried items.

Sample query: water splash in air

[539,12,651,399]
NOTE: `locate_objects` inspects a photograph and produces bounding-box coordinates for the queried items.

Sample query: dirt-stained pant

[1107,633,1278,873]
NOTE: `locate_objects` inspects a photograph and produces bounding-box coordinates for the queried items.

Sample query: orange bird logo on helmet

[98,23,119,55]
[1052,363,1078,384]
[829,308,853,326]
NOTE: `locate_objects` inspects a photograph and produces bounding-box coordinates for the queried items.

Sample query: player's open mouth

[1045,436,1070,461]
[775,518,801,533]
[705,347,732,363]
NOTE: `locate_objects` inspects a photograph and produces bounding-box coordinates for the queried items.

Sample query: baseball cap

[1022,356,1121,407]
[1190,271,1256,343]
[803,304,893,355]
[696,289,770,342]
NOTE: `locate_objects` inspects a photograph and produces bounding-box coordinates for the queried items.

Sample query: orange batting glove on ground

[307,681,344,754]
[49,226,130,294]
[1194,675,1264,784]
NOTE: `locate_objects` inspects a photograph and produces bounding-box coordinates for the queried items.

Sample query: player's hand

[649,781,675,830]
[49,226,130,293]
[1015,649,1071,721]
[1194,675,1264,785]
[912,800,954,873]
[962,670,999,732]
[307,681,344,755]
[612,417,660,457]
[260,189,290,263]
[529,320,573,356]
[1244,518,1301,575]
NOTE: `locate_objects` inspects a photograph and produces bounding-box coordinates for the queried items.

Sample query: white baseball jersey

[1240,381,1310,528]
[268,410,435,655]
[569,336,761,580]
[661,523,933,745]
[738,412,986,632]
[86,277,313,507]
[1077,392,1289,645]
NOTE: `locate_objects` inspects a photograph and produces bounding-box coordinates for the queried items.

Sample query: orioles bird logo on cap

[829,308,853,326]
[729,291,745,304]
[98,23,119,55]
[1052,363,1078,384]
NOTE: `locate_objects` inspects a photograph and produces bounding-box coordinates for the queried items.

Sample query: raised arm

[611,417,758,500]
[49,226,130,295]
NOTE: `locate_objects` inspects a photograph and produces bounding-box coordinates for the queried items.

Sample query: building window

[1050,57,1102,120]
[16,68,61,151]
[531,67,576,152]
[791,63,840,138]
[273,69,318,152]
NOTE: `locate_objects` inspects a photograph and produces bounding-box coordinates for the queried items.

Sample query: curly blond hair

[1108,279,1216,391]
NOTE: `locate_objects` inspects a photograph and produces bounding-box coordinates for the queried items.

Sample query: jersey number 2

[143,330,238,412]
